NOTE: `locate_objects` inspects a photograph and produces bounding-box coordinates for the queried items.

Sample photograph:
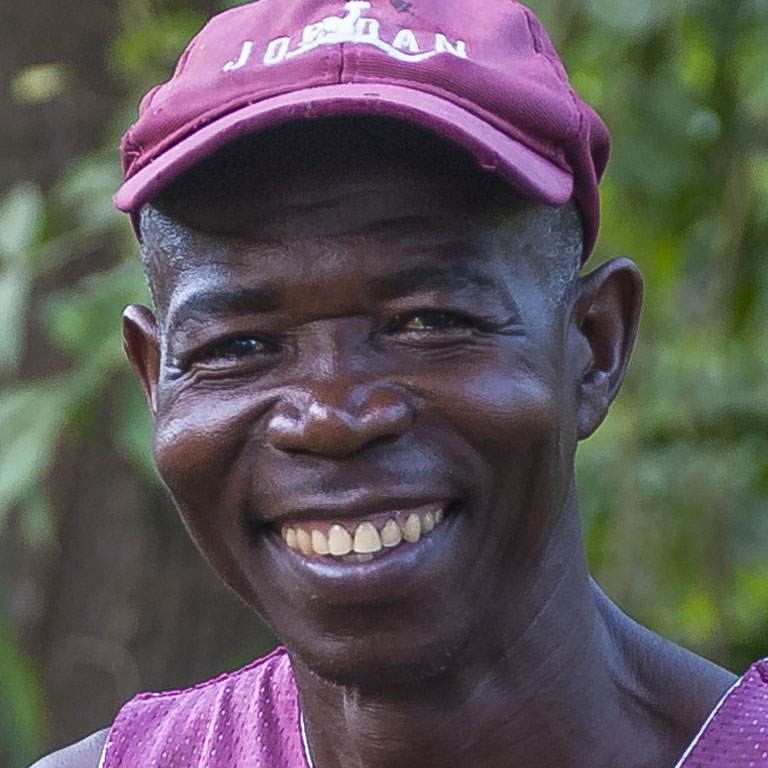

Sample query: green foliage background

[1,0,767,763]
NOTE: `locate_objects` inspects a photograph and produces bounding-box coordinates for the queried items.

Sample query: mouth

[278,502,449,564]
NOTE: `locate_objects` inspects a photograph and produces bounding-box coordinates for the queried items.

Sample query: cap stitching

[338,43,348,82]
[343,39,361,83]
[173,44,194,79]
[122,135,143,176]
[520,5,566,81]
[138,85,163,120]
[520,5,581,143]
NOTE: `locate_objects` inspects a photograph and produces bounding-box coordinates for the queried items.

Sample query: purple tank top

[101,647,309,767]
[102,651,768,767]
[676,659,768,767]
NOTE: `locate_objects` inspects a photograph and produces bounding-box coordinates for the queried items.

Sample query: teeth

[381,519,402,548]
[342,553,375,563]
[282,505,448,559]
[311,529,329,556]
[353,522,382,554]
[403,513,422,543]
[297,528,313,555]
[328,524,353,556]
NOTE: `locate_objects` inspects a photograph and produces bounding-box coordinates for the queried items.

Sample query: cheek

[152,388,273,517]
[151,390,278,608]
[461,369,565,510]
[424,347,575,544]
[425,351,563,460]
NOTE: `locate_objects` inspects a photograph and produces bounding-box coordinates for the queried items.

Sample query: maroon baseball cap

[115,0,610,260]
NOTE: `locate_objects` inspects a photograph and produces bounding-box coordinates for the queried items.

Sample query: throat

[290,534,646,768]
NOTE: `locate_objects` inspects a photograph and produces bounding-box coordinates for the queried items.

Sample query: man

[33,1,767,766]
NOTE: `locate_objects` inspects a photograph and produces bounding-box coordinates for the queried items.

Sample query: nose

[266,382,413,458]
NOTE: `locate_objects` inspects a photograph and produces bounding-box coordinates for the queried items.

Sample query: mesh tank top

[101,650,768,767]
[100,647,309,767]
[676,659,768,767]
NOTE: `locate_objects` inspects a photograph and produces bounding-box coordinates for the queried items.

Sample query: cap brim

[115,82,574,218]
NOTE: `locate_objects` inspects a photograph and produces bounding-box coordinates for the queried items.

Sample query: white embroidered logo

[223,1,468,72]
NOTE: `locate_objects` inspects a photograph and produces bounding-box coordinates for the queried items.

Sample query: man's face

[133,153,587,685]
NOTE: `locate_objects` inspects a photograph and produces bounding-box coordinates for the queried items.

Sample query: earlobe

[573,257,643,439]
[123,304,161,418]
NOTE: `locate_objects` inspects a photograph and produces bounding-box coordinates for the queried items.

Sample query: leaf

[0,261,31,372]
[114,372,157,482]
[0,183,45,260]
[586,0,669,36]
[10,62,69,106]
[108,10,206,87]
[0,383,72,533]
[19,493,57,549]
[43,258,148,360]
[54,154,124,233]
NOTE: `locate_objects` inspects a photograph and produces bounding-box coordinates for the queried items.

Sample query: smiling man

[33,1,768,767]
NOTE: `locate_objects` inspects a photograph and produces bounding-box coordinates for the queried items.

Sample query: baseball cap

[115,0,610,260]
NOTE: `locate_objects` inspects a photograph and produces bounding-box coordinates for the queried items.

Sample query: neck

[291,500,671,768]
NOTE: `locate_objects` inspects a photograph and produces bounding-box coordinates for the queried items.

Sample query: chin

[287,630,467,689]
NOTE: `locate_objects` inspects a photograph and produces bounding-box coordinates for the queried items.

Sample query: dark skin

[32,128,735,768]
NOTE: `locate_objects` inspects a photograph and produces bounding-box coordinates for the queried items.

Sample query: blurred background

[1,0,767,764]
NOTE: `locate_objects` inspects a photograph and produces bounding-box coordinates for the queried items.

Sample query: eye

[193,335,271,368]
[392,311,474,334]
[217,338,264,357]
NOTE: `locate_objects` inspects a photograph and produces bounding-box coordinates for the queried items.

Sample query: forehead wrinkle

[331,214,469,242]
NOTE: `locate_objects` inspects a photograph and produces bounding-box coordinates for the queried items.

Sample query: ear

[123,304,161,419]
[571,258,643,439]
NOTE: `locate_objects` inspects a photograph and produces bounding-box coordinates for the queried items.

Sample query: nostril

[360,399,410,433]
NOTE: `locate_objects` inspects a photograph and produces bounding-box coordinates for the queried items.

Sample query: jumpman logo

[224,1,468,72]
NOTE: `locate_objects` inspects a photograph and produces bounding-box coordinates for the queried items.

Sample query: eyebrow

[168,286,282,332]
[367,264,518,313]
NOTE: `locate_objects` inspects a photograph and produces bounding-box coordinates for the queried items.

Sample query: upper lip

[265,493,453,526]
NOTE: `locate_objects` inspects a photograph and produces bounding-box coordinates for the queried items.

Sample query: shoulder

[29,728,109,768]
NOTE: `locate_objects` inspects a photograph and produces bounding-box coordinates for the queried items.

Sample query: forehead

[144,174,517,320]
